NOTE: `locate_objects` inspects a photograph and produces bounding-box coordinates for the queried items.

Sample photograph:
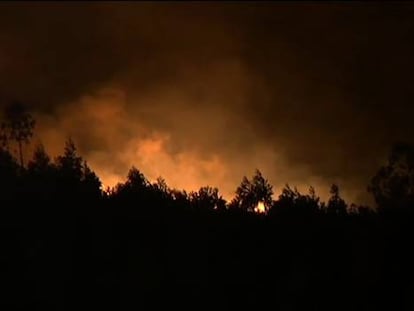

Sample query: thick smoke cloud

[2,3,414,204]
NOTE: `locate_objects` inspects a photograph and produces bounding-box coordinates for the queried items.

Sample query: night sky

[1,2,414,205]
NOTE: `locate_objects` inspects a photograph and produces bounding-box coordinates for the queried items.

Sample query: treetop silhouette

[230,169,273,213]
[0,101,35,168]
[368,142,414,210]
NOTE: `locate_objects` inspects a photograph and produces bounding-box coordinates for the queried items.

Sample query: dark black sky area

[1,2,414,204]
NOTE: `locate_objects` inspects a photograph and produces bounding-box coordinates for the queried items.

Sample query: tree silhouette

[81,160,102,199]
[0,101,35,168]
[231,169,273,212]
[0,146,19,199]
[125,167,149,191]
[27,144,56,200]
[271,184,322,217]
[0,146,18,175]
[28,143,52,173]
[170,188,190,206]
[153,176,169,194]
[327,184,347,216]
[368,142,414,209]
[113,167,152,205]
[190,186,226,211]
[54,138,101,200]
[56,138,83,184]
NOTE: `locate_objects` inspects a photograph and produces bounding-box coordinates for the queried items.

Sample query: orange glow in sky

[33,88,344,204]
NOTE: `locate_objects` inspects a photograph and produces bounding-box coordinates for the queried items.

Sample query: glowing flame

[255,201,266,214]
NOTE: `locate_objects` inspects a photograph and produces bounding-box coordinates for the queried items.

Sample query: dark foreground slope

[2,197,414,311]
[2,142,414,310]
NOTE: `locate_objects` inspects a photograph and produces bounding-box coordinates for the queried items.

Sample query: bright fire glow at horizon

[255,201,266,214]
[33,88,347,204]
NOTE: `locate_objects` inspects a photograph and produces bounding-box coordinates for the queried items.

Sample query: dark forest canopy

[1,104,413,213]
[0,129,375,214]
[2,106,414,311]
